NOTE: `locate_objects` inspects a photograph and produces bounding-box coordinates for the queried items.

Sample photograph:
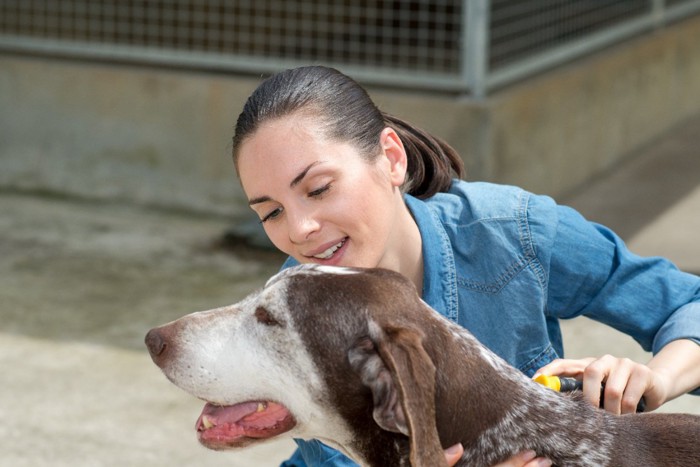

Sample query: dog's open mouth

[195,401,296,450]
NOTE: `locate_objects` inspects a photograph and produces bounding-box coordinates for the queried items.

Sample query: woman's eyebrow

[248,195,270,206]
[248,161,323,206]
[290,161,322,188]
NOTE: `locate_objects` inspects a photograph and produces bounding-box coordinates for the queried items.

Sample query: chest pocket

[454,216,540,294]
[457,252,533,294]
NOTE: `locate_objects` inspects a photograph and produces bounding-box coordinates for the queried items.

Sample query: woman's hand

[444,443,463,465]
[535,355,667,414]
[535,339,700,415]
[445,444,551,467]
[489,451,552,467]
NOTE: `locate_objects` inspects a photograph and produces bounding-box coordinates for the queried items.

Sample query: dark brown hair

[232,66,464,199]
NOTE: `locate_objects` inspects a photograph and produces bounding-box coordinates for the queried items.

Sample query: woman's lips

[307,237,347,260]
[305,237,348,264]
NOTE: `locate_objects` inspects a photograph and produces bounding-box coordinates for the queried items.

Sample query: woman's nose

[287,211,320,244]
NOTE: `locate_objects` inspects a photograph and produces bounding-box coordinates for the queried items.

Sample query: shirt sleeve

[280,439,359,466]
[537,197,700,361]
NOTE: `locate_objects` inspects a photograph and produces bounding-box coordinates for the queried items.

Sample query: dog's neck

[427,318,616,466]
[338,310,695,467]
[305,307,615,466]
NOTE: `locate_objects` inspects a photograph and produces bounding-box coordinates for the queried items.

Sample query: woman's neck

[380,199,424,295]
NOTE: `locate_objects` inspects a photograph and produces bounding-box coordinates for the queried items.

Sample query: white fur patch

[156,273,355,449]
[264,264,359,289]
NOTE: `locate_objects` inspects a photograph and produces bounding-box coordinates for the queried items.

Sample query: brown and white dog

[145,264,700,467]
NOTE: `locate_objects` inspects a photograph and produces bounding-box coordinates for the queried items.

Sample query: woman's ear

[379,127,408,187]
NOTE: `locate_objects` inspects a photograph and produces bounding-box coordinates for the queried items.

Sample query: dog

[145,264,700,466]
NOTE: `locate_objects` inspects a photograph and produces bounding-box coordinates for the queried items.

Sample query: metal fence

[1,0,699,97]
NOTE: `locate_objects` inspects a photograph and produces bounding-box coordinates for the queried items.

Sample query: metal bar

[0,34,466,92]
[652,0,666,28]
[664,0,700,22]
[463,0,489,98]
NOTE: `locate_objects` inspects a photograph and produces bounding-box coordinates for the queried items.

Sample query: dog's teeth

[257,402,266,412]
[202,415,215,429]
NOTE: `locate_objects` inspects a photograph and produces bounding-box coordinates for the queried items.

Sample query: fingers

[620,369,648,414]
[594,356,635,414]
[580,356,608,409]
[445,443,464,466]
[445,445,552,467]
[535,356,652,415]
[491,450,552,467]
[582,355,652,414]
[533,357,594,379]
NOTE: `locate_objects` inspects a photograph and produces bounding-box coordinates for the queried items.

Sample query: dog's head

[145,264,449,466]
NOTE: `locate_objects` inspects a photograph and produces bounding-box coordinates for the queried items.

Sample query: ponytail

[383,113,465,199]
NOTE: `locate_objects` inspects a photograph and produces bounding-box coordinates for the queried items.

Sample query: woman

[232,66,700,467]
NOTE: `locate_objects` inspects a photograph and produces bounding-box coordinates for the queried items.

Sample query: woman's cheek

[263,225,291,255]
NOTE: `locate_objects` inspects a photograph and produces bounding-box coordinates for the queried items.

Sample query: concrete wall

[0,60,260,218]
[2,14,700,221]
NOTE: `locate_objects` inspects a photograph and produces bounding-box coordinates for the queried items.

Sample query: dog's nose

[145,328,168,363]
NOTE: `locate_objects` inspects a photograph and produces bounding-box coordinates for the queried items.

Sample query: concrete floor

[1,114,699,466]
[0,195,295,466]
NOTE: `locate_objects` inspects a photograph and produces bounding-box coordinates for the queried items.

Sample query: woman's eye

[309,183,331,198]
[260,207,283,223]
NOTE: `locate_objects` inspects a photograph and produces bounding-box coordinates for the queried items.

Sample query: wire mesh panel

[2,0,700,94]
[490,0,649,70]
[0,0,463,77]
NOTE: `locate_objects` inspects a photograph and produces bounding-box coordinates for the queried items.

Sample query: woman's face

[237,115,409,270]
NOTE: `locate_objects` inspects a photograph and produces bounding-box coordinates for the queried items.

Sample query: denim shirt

[280,180,700,467]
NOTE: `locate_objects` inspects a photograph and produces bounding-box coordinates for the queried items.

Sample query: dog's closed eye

[254,306,282,326]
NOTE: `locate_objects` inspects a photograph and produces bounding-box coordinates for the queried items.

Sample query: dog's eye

[255,306,281,326]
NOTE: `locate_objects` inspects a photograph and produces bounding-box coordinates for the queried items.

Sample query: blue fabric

[280,180,700,466]
[280,440,359,466]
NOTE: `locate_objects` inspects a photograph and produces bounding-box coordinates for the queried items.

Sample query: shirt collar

[282,194,459,322]
[404,194,459,322]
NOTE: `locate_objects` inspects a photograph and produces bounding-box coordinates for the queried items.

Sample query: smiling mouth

[311,238,347,260]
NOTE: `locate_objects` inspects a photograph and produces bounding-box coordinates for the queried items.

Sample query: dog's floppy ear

[348,321,447,467]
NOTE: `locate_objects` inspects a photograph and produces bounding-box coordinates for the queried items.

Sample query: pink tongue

[200,401,261,425]
[196,401,296,448]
